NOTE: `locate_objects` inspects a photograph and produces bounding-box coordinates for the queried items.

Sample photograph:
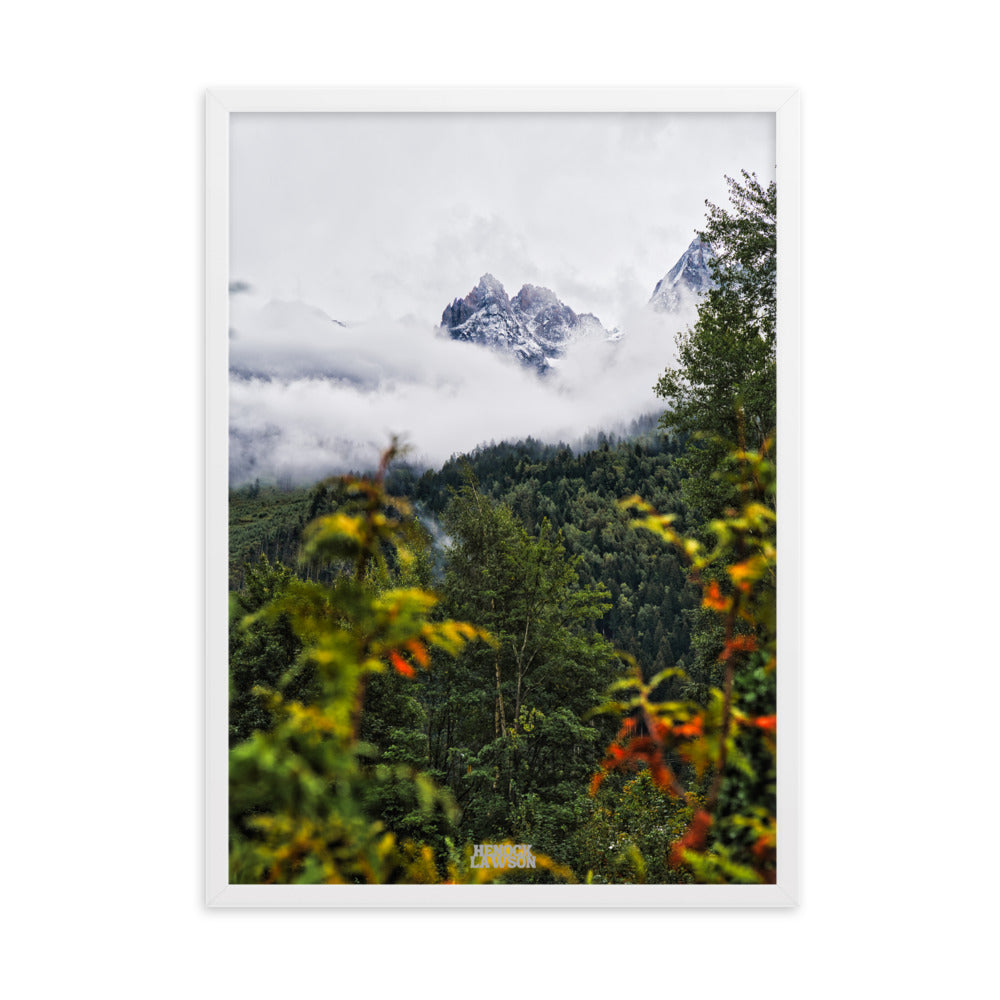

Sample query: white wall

[3,3,996,996]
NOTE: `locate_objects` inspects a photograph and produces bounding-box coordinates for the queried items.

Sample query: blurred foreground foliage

[589,438,776,883]
[581,170,779,883]
[229,446,574,884]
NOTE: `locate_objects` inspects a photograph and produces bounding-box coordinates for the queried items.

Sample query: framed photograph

[206,87,800,907]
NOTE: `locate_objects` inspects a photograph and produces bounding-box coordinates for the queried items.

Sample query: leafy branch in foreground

[229,444,575,884]
[590,439,776,884]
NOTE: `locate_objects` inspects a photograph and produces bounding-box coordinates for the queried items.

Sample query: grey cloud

[227,296,697,485]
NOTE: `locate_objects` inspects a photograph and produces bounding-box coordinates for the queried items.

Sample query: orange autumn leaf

[690,809,713,842]
[389,651,415,678]
[623,736,657,758]
[651,719,671,742]
[405,639,429,668]
[650,760,680,795]
[720,634,758,661]
[728,559,760,586]
[753,714,777,733]
[670,809,713,867]
[673,716,703,738]
[702,581,729,611]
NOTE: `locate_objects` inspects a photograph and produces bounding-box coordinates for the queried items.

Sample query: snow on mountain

[441,274,614,374]
[648,237,717,313]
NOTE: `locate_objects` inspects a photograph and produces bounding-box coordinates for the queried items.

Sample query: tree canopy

[654,170,777,523]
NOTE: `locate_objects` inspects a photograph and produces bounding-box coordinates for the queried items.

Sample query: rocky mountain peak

[441,273,511,329]
[473,272,508,303]
[649,236,717,312]
[441,275,613,374]
[513,284,562,316]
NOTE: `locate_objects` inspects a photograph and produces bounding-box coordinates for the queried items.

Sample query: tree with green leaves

[410,431,699,678]
[228,555,310,747]
[230,452,486,883]
[655,170,777,524]
[228,447,577,884]
[432,478,624,872]
[699,169,776,346]
[590,443,777,884]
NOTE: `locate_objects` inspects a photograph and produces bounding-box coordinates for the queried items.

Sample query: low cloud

[228,294,695,485]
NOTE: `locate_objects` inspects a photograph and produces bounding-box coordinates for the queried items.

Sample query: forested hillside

[232,426,701,672]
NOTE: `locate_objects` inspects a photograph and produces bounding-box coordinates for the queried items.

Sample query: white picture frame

[206,86,800,908]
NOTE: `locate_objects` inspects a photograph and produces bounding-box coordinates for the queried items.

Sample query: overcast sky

[231,112,775,329]
[228,112,775,483]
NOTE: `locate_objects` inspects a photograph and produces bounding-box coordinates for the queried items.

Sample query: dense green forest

[231,424,700,675]
[227,171,777,885]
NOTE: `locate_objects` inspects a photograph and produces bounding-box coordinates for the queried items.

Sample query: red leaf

[389,651,415,677]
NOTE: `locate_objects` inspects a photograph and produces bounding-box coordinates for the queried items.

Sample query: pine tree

[654,170,777,524]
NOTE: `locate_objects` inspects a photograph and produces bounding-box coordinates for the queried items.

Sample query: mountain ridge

[441,274,614,374]
[648,236,717,313]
